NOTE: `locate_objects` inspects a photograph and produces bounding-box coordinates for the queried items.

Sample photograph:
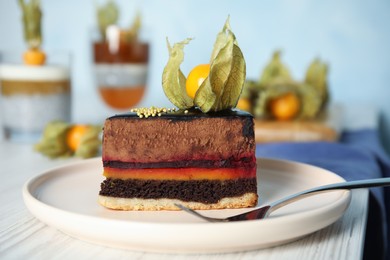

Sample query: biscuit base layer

[98,193,258,211]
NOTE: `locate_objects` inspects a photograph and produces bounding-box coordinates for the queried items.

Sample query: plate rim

[22,157,351,253]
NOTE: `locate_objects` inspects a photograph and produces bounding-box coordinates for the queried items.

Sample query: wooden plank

[254,104,343,143]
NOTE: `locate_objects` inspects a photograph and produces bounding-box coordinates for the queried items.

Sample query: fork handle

[268,177,390,215]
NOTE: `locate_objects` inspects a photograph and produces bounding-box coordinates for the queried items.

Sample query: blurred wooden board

[254,104,343,143]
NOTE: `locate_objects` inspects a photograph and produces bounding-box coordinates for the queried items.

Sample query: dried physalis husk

[121,11,141,42]
[259,51,292,87]
[297,83,323,118]
[96,0,119,40]
[195,17,246,112]
[253,83,299,118]
[18,0,43,49]
[162,38,194,109]
[241,80,256,100]
[252,81,323,119]
[34,121,72,158]
[305,58,329,107]
[74,125,102,159]
[162,17,246,113]
[34,121,102,159]
[192,76,216,112]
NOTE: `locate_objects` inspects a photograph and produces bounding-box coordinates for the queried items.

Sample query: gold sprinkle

[130,106,183,119]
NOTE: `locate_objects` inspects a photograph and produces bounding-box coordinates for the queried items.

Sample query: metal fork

[175,177,390,222]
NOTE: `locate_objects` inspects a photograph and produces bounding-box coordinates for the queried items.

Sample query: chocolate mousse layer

[102,109,256,165]
[99,178,257,204]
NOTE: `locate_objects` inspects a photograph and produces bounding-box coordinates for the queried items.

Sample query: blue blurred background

[0,0,389,152]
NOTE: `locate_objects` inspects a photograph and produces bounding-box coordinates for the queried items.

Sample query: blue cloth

[255,129,390,259]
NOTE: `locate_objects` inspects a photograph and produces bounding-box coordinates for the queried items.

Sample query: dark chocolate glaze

[109,108,252,120]
[99,178,257,204]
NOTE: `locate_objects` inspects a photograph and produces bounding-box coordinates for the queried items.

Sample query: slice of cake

[98,108,257,210]
[98,18,258,211]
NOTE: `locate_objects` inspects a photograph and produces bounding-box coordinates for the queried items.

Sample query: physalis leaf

[75,125,102,159]
[193,78,216,112]
[297,83,323,118]
[195,17,246,112]
[96,0,119,40]
[217,44,246,110]
[305,58,329,107]
[259,51,292,86]
[209,16,232,62]
[34,121,71,158]
[162,38,194,109]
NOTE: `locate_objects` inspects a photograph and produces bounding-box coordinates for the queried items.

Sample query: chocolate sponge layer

[99,178,257,204]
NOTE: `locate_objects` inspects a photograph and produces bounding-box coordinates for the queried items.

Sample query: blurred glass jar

[0,52,71,142]
[93,25,149,110]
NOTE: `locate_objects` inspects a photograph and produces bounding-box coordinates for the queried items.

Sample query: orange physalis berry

[186,64,210,99]
[269,93,300,121]
[236,98,251,112]
[66,125,89,152]
[23,48,46,66]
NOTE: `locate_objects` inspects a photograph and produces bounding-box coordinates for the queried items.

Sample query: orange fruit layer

[103,167,256,180]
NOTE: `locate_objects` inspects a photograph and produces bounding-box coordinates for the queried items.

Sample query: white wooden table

[0,104,377,259]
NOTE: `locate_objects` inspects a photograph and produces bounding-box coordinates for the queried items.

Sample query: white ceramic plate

[23,158,350,253]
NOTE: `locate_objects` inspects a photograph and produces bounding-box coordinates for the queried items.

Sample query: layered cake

[99,108,257,210]
[98,17,258,210]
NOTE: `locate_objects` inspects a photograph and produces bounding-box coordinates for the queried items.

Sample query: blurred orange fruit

[67,125,89,152]
[23,48,46,66]
[269,93,300,120]
[236,98,251,112]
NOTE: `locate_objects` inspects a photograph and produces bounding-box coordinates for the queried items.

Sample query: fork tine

[174,203,227,222]
[175,178,390,223]
[226,205,271,221]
